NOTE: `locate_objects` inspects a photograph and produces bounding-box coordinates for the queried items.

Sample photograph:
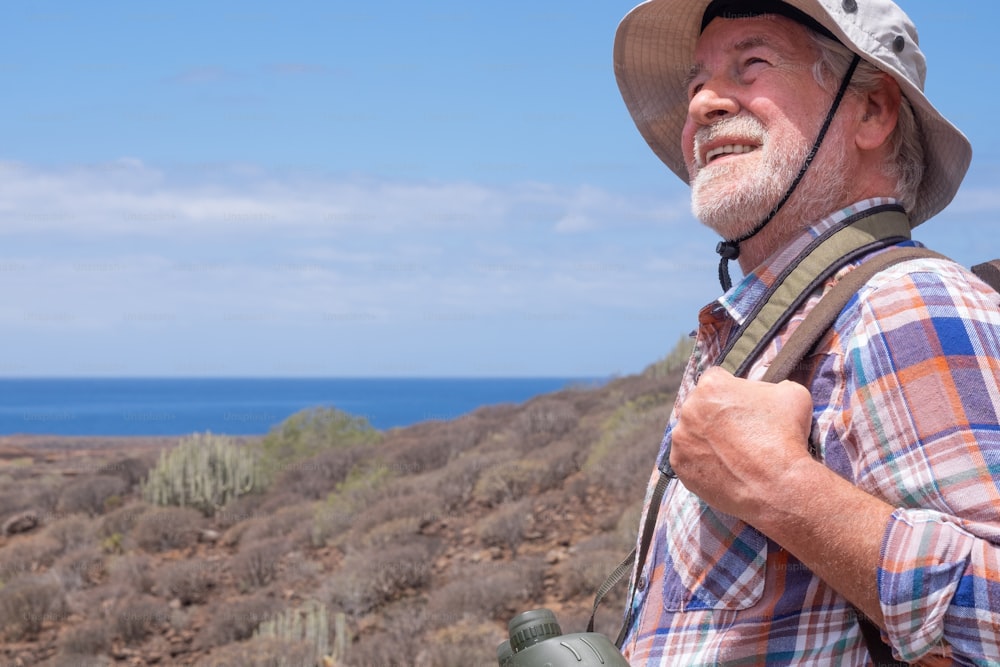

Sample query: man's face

[681,15,848,240]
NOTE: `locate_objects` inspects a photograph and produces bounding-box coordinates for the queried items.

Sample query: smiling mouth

[704,144,759,165]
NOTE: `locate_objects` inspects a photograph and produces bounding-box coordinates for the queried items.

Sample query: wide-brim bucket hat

[613,0,972,227]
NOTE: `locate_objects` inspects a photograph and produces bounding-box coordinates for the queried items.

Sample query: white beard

[690,114,849,241]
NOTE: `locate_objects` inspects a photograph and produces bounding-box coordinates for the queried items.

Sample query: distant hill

[0,340,691,666]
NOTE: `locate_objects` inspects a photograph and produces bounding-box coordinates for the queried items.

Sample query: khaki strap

[759,245,946,667]
[972,260,1000,294]
[762,246,945,384]
[719,207,911,377]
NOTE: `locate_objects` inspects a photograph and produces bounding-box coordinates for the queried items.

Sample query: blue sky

[1,1,997,377]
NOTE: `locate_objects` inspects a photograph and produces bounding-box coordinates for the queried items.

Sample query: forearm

[750,455,894,629]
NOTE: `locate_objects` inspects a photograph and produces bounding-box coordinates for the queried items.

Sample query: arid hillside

[0,340,691,667]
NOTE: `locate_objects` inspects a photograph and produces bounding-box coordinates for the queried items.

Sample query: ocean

[0,377,603,437]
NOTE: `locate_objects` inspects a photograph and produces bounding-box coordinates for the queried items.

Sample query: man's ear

[855,73,901,151]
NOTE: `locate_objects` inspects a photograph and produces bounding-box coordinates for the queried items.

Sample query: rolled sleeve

[879,508,1000,663]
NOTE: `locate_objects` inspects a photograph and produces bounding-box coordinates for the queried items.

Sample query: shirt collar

[716,198,902,325]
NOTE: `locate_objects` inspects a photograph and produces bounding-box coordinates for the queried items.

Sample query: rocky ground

[0,347,689,666]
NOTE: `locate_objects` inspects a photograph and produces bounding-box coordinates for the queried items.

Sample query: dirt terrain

[0,346,689,666]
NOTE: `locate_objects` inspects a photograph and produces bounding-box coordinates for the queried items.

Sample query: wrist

[751,453,828,536]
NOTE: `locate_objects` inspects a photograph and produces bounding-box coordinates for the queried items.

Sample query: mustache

[693,115,767,166]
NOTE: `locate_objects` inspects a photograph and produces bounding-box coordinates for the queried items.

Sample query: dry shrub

[346,598,435,652]
[343,629,411,667]
[310,463,396,547]
[509,399,579,446]
[326,540,437,616]
[221,509,301,551]
[53,546,106,590]
[44,514,95,552]
[555,550,630,605]
[112,594,169,645]
[0,534,63,580]
[615,499,643,547]
[133,506,203,552]
[158,559,218,605]
[238,503,312,547]
[425,558,545,625]
[107,553,155,595]
[101,456,152,489]
[597,433,663,500]
[276,551,322,589]
[214,493,267,531]
[379,428,454,476]
[40,654,111,667]
[472,403,523,434]
[350,490,442,537]
[537,439,585,490]
[98,502,147,539]
[56,475,127,516]
[581,396,672,500]
[310,505,353,548]
[441,448,517,509]
[357,517,423,550]
[219,516,256,549]
[471,440,579,507]
[57,619,110,656]
[419,621,506,667]
[0,573,66,640]
[232,538,285,590]
[17,475,66,515]
[425,457,480,512]
[268,442,368,500]
[0,488,41,528]
[444,411,496,451]
[194,637,315,667]
[476,499,532,556]
[344,597,505,667]
[472,458,552,507]
[192,594,283,650]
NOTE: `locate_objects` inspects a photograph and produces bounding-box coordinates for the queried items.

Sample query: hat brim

[613,0,972,226]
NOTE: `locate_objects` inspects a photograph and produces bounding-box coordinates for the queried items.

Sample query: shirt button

[636,574,647,592]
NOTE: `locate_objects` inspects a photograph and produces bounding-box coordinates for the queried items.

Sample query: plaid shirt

[621,199,1000,666]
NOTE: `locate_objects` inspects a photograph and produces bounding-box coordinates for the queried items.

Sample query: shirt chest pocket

[660,483,768,611]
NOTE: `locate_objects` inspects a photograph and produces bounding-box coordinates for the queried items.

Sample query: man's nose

[688,81,740,126]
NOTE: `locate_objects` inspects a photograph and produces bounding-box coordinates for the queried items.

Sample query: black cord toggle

[716,241,740,292]
[716,241,740,260]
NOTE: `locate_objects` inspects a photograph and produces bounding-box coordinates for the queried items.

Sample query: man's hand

[669,366,815,523]
[670,365,895,629]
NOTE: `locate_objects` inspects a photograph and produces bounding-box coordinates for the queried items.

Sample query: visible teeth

[705,144,757,163]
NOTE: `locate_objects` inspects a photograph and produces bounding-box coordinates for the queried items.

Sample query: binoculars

[497,609,629,667]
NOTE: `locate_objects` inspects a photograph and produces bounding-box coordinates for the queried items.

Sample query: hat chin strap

[715,54,862,292]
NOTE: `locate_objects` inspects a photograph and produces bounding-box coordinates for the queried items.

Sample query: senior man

[613,0,1000,664]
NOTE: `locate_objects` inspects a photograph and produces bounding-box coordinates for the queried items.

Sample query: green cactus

[254,599,331,665]
[141,432,263,516]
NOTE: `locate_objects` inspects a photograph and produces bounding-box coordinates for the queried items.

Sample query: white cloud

[0,159,714,375]
[0,159,686,238]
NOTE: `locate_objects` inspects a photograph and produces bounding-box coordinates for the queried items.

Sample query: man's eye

[744,57,769,67]
[689,83,704,98]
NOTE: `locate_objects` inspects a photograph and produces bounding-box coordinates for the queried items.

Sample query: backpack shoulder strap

[972,260,1000,293]
[718,207,911,377]
[761,246,946,384]
[760,244,950,667]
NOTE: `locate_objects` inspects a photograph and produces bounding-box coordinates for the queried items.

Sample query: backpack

[588,205,1000,666]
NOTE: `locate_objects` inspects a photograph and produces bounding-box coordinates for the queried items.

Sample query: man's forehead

[689,17,812,72]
